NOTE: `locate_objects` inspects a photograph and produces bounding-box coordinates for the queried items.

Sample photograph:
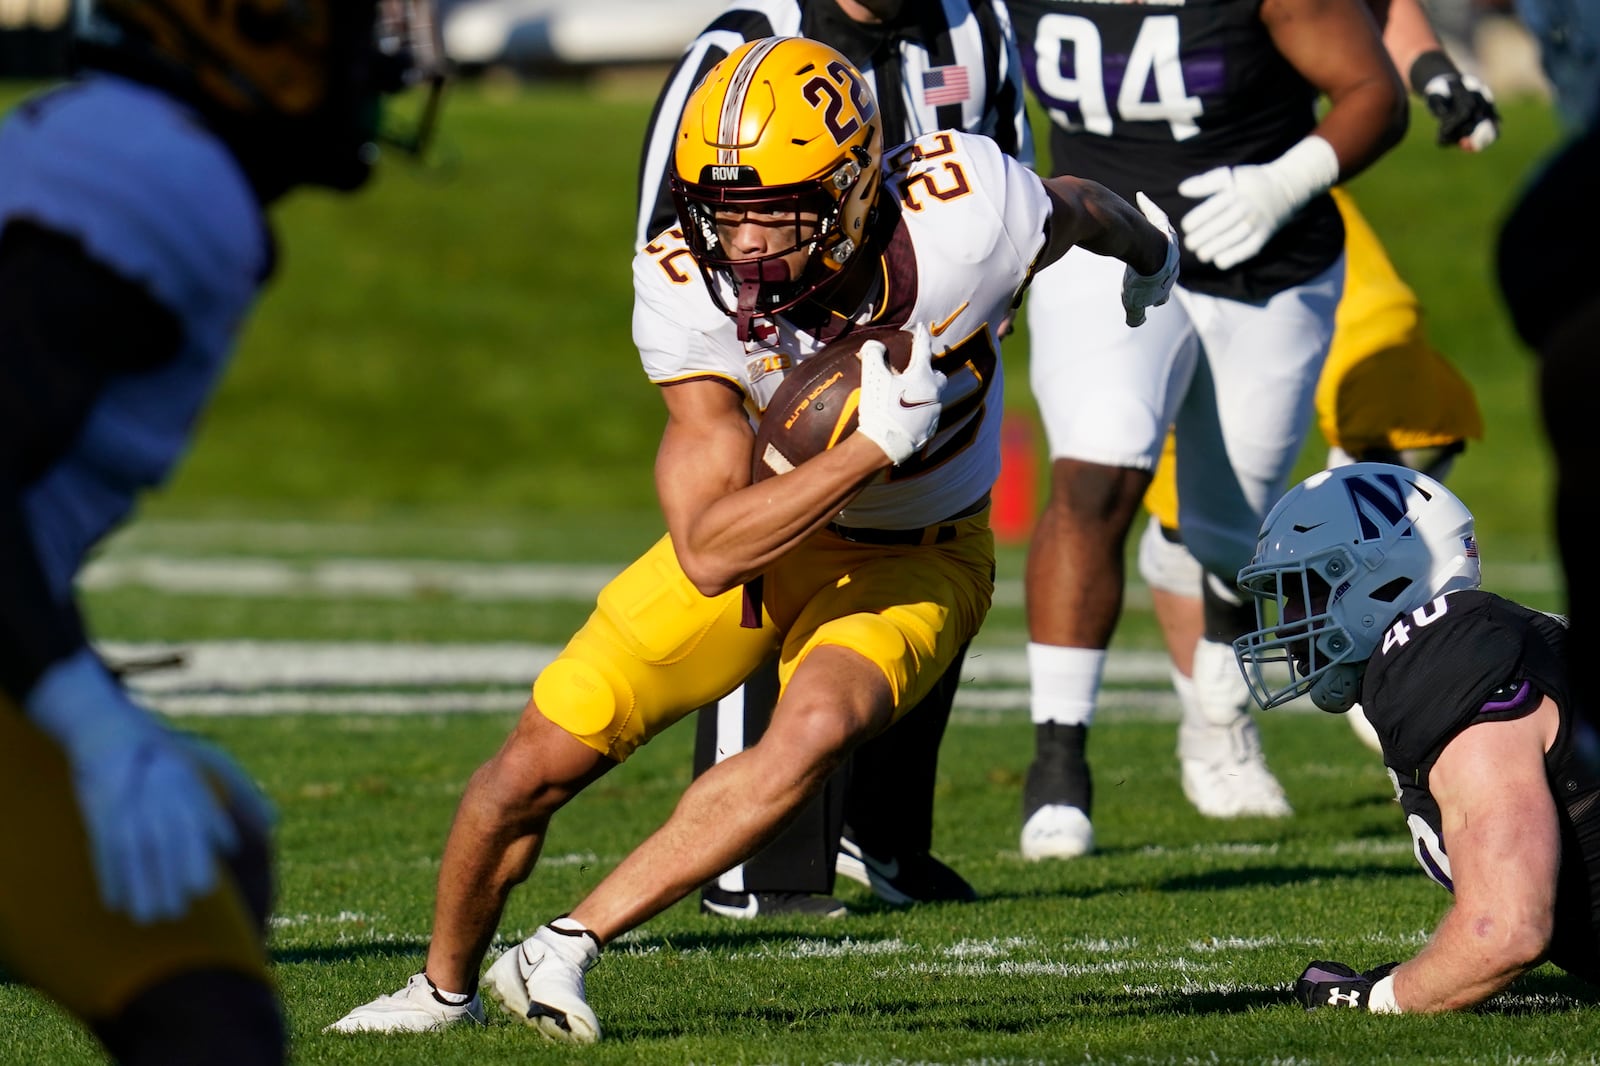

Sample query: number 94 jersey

[1008,0,1341,301]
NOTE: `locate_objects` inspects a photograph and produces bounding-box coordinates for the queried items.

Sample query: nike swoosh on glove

[856,322,946,465]
[1122,192,1179,327]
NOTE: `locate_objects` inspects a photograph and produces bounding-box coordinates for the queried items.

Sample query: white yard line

[104,640,1179,691]
[101,638,1319,718]
[83,555,622,601]
[80,550,1568,605]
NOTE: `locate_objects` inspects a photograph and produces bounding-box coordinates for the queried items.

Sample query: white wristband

[1269,134,1341,204]
[1368,973,1402,1014]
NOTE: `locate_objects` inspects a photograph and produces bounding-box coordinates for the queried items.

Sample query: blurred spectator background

[0,0,1554,100]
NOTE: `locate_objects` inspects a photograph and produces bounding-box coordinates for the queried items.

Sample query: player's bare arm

[654,376,885,596]
[1371,0,1501,150]
[1036,176,1170,276]
[1371,0,1441,83]
[1264,0,1408,175]
[1391,698,1562,1011]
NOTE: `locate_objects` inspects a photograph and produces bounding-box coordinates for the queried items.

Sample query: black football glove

[1410,50,1500,151]
[1295,960,1400,1011]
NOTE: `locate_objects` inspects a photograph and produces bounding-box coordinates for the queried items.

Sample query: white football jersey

[633,129,1050,529]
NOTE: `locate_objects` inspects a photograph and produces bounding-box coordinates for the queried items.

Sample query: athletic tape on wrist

[1271,135,1341,203]
[1368,973,1402,1013]
[1408,49,1461,95]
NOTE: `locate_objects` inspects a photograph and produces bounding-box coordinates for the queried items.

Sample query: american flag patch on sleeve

[922,65,970,106]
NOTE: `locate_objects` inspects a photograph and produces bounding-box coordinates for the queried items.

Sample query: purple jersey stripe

[1482,679,1533,713]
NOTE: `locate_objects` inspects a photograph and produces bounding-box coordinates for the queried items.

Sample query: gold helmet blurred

[670,36,883,334]
[78,0,446,191]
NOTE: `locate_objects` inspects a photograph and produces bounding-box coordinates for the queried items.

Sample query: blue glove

[27,649,248,924]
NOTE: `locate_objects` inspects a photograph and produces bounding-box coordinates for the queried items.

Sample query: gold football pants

[534,514,994,762]
[0,700,271,1022]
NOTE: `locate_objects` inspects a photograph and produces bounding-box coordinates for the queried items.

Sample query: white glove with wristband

[27,648,249,924]
[856,322,946,465]
[1177,135,1340,270]
[1122,192,1180,327]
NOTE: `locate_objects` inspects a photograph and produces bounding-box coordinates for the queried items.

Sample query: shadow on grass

[272,939,432,966]
[980,860,1416,905]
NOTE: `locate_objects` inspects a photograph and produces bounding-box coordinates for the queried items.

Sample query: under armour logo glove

[857,323,946,465]
[1295,960,1401,1012]
[1178,135,1340,270]
[1411,50,1500,151]
[1122,192,1179,327]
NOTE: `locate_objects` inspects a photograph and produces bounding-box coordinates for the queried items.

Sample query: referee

[635,0,1032,917]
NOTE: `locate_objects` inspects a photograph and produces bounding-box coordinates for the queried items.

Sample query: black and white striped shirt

[635,0,1033,248]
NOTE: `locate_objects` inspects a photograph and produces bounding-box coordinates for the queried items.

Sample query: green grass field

[0,76,1592,1064]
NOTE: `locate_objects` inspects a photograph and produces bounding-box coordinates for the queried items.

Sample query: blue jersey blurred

[0,75,270,594]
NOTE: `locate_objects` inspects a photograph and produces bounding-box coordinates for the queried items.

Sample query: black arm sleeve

[0,219,183,702]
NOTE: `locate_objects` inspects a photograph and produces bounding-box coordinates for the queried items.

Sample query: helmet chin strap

[732,259,792,342]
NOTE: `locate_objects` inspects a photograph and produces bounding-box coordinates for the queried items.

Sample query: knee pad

[533,656,633,754]
[1136,515,1202,596]
[1201,571,1254,644]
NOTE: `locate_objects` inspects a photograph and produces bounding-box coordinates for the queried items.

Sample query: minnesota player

[637,0,1034,919]
[1007,0,1407,859]
[1231,465,1600,1012]
[0,2,443,1061]
[329,35,1178,1042]
[1134,0,1497,765]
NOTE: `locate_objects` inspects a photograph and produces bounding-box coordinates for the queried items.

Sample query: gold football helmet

[79,0,445,191]
[671,36,884,335]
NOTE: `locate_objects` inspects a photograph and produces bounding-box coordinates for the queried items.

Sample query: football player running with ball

[1233,464,1600,1012]
[330,35,1177,1043]
[0,2,444,1063]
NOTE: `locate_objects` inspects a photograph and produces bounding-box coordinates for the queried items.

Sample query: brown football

[751,325,915,482]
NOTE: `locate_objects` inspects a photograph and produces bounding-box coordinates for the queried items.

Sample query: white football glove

[27,649,249,924]
[856,323,946,465]
[1177,135,1340,270]
[1122,192,1180,328]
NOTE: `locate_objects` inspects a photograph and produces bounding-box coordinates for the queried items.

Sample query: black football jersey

[1009,0,1342,301]
[1361,589,1600,983]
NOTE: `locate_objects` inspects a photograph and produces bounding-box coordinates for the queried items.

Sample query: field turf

[0,77,1590,1064]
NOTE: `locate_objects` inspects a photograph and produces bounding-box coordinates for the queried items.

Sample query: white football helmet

[1234,463,1480,712]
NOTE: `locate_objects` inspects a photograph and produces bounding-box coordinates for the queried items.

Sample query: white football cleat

[1020,804,1095,860]
[324,972,484,1033]
[484,924,601,1044]
[1178,715,1292,819]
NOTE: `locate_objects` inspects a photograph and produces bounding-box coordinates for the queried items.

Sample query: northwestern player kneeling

[1235,463,1600,1013]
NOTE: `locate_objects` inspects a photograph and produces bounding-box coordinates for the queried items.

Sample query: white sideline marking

[100,639,1334,717]
[103,640,555,690]
[84,555,621,602]
[84,547,1560,606]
